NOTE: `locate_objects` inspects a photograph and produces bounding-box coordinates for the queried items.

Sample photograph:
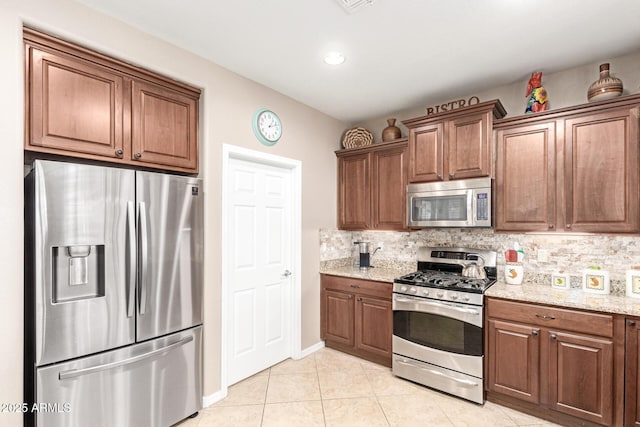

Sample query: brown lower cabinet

[320,274,392,366]
[486,297,625,427]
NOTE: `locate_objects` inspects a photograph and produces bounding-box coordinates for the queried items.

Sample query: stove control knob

[461,295,470,302]
[400,286,408,292]
[437,292,444,298]
[409,287,417,294]
[450,294,458,300]
[422,289,429,296]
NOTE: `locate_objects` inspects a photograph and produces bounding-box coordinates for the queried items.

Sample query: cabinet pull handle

[134,152,142,159]
[350,284,360,288]
[532,329,539,336]
[115,149,124,157]
[550,334,557,340]
[630,320,637,327]
[535,314,556,320]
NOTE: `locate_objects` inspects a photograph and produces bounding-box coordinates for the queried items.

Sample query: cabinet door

[322,290,355,346]
[564,108,639,233]
[131,80,198,171]
[447,112,491,180]
[625,318,640,427]
[408,123,444,182]
[27,45,124,159]
[371,145,407,230]
[495,122,556,232]
[547,331,614,426]
[487,319,540,404]
[355,295,392,360]
[338,153,371,229]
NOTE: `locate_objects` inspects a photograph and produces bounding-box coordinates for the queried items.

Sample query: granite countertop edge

[320,262,640,317]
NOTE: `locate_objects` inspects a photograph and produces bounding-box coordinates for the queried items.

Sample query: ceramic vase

[381,118,401,142]
[588,63,623,102]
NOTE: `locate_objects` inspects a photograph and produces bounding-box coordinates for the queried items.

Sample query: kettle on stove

[462,253,487,279]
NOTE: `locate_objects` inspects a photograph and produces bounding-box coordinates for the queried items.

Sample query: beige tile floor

[175,347,561,427]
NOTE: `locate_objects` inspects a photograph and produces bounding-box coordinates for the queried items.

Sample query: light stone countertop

[320,260,640,316]
[319,264,415,283]
[487,282,640,316]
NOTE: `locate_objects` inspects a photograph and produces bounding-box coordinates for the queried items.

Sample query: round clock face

[253,108,282,146]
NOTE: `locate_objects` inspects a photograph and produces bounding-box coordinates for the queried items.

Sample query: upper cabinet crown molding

[24,27,200,173]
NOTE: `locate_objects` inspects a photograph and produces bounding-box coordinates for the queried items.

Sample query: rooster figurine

[525,72,548,114]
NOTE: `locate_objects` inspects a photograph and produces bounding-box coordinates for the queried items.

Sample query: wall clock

[252,108,282,146]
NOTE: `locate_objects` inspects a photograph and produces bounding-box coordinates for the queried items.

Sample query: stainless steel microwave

[406,177,492,228]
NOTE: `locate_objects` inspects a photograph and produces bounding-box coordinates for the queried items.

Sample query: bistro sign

[426,96,480,115]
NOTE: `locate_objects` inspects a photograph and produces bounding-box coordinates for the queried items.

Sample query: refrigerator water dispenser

[52,244,105,303]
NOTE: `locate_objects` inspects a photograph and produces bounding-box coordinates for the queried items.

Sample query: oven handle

[394,296,480,315]
[395,360,479,387]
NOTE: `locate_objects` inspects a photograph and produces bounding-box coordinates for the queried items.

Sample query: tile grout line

[259,368,271,427]
[315,353,328,426]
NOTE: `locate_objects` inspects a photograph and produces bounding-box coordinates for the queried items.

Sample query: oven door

[392,294,483,378]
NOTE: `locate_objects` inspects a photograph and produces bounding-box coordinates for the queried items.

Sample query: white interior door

[226,157,292,385]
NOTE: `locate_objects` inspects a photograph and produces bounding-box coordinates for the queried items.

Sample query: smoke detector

[335,0,374,14]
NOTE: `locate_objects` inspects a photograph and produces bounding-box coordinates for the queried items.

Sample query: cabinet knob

[347,295,353,300]
[550,333,557,340]
[566,224,572,229]
[437,174,443,180]
[532,329,539,336]
[115,149,124,157]
[630,320,637,327]
[357,297,362,302]
[134,152,142,159]
[449,172,455,178]
[548,224,554,229]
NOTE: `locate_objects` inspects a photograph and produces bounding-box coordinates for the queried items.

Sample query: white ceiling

[75,0,640,123]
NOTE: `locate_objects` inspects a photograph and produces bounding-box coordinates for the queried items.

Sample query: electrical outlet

[537,249,549,263]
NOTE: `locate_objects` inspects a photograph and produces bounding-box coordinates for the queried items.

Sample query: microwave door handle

[468,189,474,226]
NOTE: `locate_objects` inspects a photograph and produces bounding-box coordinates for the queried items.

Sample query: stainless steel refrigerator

[24,160,204,427]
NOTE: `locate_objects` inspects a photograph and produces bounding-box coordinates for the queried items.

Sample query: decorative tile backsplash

[319,228,640,295]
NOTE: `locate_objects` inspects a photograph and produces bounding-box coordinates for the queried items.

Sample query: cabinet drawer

[487,298,613,338]
[321,274,391,300]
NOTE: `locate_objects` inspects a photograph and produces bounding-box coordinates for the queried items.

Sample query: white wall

[0,1,345,425]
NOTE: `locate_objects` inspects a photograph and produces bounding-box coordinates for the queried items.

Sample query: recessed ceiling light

[324,51,346,65]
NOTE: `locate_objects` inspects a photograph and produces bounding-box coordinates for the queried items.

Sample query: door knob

[283,270,292,277]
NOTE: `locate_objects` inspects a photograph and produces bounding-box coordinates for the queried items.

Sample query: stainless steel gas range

[392,247,497,404]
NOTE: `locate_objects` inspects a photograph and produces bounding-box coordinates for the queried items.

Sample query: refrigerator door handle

[58,335,194,381]
[138,201,149,316]
[126,201,136,318]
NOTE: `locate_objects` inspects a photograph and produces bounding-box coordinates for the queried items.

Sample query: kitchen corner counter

[487,282,640,317]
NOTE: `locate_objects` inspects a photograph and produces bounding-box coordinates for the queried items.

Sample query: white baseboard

[202,388,227,408]
[295,341,325,359]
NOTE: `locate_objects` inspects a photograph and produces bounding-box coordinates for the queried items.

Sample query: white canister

[505,263,524,285]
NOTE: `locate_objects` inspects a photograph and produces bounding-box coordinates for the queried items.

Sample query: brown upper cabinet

[24,27,200,173]
[402,100,506,183]
[336,139,408,231]
[495,94,640,233]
